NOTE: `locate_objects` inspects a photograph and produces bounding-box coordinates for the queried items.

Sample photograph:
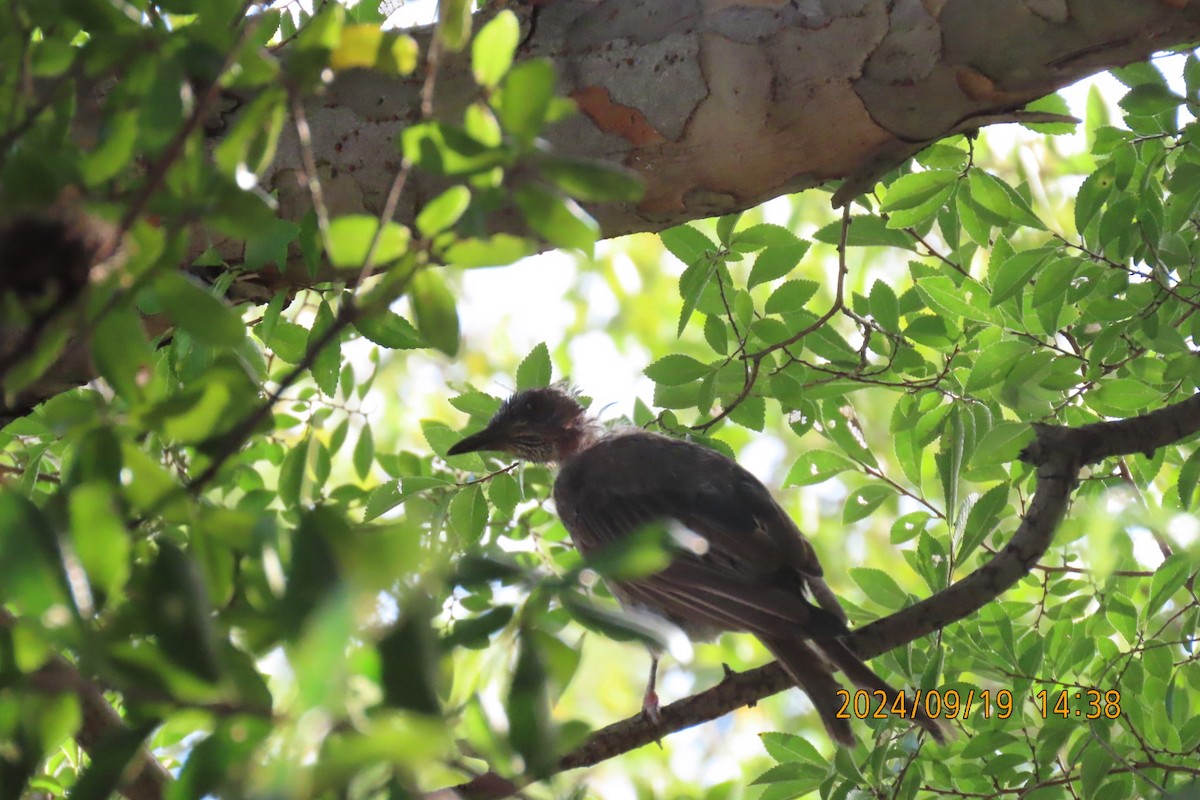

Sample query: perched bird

[448,386,945,745]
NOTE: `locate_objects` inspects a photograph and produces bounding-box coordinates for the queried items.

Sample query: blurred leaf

[416,186,472,238]
[443,233,536,267]
[326,215,411,269]
[507,628,556,777]
[537,156,644,202]
[515,184,599,254]
[497,58,556,145]
[471,10,519,88]
[92,306,153,400]
[449,485,488,544]
[144,542,222,683]
[410,270,460,355]
[353,425,374,480]
[154,273,245,347]
[379,599,441,714]
[69,722,158,800]
[0,492,65,615]
[68,483,130,601]
[355,309,425,349]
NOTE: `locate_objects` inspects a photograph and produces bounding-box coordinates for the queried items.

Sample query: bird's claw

[642,689,662,725]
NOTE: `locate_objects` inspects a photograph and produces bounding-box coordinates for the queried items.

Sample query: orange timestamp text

[835,689,1016,721]
[834,688,1123,721]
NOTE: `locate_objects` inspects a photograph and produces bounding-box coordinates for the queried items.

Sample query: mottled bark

[5,0,1200,424]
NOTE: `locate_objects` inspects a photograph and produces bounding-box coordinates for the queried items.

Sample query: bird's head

[448,386,593,463]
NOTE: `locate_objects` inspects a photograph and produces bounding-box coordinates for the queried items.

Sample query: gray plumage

[448,386,946,746]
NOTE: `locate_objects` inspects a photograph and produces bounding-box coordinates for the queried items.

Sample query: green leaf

[68,483,131,601]
[849,567,908,609]
[915,275,993,323]
[169,720,272,800]
[661,225,715,267]
[355,309,424,349]
[785,450,855,486]
[989,248,1050,306]
[814,215,917,249]
[379,600,441,713]
[507,629,556,777]
[965,340,1028,392]
[677,259,718,337]
[279,436,308,508]
[1178,447,1200,509]
[765,280,819,315]
[415,186,471,238]
[937,408,964,526]
[353,425,374,480]
[1087,379,1161,415]
[583,522,673,581]
[436,0,472,50]
[450,485,488,544]
[968,422,1033,469]
[733,224,803,250]
[444,606,514,649]
[645,354,709,385]
[729,395,766,431]
[92,305,154,400]
[515,184,599,254]
[537,156,644,202]
[1119,83,1183,117]
[410,270,460,356]
[516,342,552,389]
[443,233,536,267]
[958,483,1008,562]
[155,273,245,347]
[0,491,66,615]
[70,722,158,800]
[882,170,958,212]
[326,215,411,269]
[497,58,556,145]
[145,542,222,683]
[310,300,341,396]
[1145,553,1193,620]
[81,110,138,186]
[1080,746,1111,799]
[760,732,827,766]
[868,280,900,333]
[401,122,511,176]
[472,10,519,88]
[748,243,810,288]
[558,590,678,653]
[843,484,892,524]
[489,472,521,516]
[1022,92,1077,134]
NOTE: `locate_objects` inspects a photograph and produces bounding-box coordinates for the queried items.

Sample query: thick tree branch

[450,392,1200,799]
[0,610,169,800]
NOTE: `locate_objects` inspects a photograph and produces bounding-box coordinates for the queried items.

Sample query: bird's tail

[759,635,855,746]
[815,638,950,744]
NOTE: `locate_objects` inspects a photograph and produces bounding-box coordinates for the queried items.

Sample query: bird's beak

[448,426,504,456]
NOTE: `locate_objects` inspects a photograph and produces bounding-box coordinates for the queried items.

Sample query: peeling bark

[5,0,1200,424]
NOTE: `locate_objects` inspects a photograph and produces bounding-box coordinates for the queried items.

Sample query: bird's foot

[641,689,662,725]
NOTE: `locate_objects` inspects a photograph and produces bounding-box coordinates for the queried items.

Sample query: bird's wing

[554,433,846,639]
